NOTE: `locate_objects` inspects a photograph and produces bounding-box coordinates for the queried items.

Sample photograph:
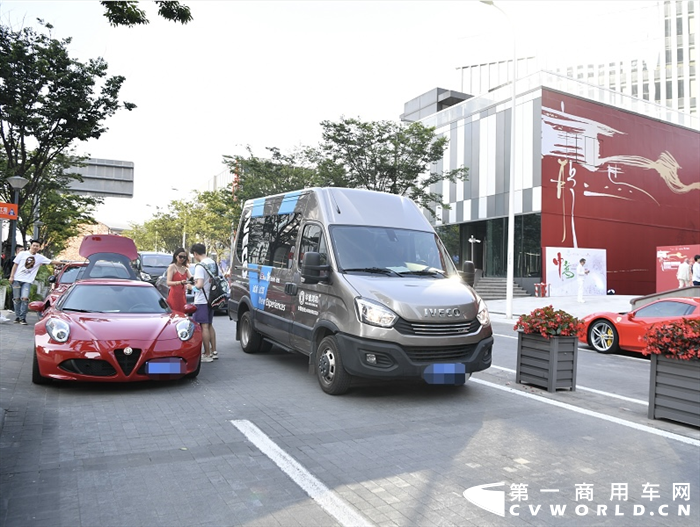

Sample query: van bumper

[335,333,493,380]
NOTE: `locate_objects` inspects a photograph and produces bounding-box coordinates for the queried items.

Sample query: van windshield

[329,226,457,277]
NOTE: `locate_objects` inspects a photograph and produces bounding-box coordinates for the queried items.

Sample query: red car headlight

[176,319,195,341]
[46,318,71,343]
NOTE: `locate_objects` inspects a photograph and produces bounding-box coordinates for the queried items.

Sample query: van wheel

[240,311,263,353]
[316,336,351,395]
[32,350,50,385]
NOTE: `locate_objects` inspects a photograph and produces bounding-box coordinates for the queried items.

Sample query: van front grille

[394,318,481,337]
[403,344,477,363]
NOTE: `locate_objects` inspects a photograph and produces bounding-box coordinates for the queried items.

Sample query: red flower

[641,318,700,359]
[514,305,582,340]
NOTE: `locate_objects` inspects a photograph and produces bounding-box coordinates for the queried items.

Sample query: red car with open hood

[30,235,202,384]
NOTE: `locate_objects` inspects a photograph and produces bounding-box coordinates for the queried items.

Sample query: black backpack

[196,263,228,308]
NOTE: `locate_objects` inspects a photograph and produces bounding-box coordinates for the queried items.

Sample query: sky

[0,1,659,229]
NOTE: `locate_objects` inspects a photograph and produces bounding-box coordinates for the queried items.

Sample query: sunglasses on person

[177,254,187,259]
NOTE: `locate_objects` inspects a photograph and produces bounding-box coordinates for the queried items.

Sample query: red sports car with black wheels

[29,234,202,384]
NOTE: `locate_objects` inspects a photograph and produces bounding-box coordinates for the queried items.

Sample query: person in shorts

[191,243,218,362]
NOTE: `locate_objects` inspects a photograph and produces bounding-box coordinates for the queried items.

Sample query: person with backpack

[190,243,218,362]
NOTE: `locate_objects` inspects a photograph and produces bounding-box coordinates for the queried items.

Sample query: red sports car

[579,297,700,354]
[29,234,203,384]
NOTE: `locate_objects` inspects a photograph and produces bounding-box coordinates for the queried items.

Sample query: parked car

[155,263,229,314]
[42,261,87,312]
[579,297,700,354]
[135,252,173,284]
[29,235,202,384]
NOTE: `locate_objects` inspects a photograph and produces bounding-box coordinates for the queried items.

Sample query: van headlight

[355,298,398,328]
[46,318,70,343]
[476,295,490,326]
[176,320,195,341]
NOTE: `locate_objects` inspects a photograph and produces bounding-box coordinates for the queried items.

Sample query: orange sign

[0,203,18,220]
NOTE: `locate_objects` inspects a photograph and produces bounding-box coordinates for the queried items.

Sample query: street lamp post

[7,176,29,261]
[481,0,517,318]
[468,234,482,264]
[171,188,187,250]
[146,204,162,252]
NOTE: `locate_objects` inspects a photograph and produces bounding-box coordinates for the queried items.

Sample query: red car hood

[63,312,184,341]
[79,234,138,260]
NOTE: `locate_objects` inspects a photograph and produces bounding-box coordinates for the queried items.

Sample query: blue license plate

[423,363,466,385]
[146,359,185,375]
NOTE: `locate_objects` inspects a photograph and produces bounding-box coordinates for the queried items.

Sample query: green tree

[100,1,192,27]
[313,117,467,217]
[0,21,134,251]
[223,146,325,228]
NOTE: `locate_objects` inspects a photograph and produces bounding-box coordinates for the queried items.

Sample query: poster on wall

[545,247,607,297]
[656,244,700,292]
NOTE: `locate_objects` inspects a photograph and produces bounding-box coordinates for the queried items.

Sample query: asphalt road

[1,312,698,527]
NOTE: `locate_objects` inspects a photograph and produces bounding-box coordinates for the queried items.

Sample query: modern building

[407,71,699,296]
[457,1,698,116]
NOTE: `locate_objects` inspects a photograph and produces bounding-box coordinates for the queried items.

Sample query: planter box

[515,333,578,392]
[648,355,700,427]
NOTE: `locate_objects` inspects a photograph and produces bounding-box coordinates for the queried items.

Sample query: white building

[456,1,698,116]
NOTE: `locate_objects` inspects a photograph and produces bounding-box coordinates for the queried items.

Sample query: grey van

[228,188,493,394]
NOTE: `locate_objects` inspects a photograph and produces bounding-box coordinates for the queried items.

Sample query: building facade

[417,72,699,295]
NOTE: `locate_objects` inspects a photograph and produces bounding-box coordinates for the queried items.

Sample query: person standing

[693,255,700,286]
[191,243,217,362]
[9,239,61,324]
[676,258,691,288]
[165,248,192,312]
[576,258,590,303]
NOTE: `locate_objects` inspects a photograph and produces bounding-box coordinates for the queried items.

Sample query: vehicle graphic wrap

[247,264,273,311]
[243,190,305,311]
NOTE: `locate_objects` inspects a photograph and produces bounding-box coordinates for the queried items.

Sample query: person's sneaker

[211,351,218,359]
[19,320,28,325]
[14,318,20,324]
[201,355,214,363]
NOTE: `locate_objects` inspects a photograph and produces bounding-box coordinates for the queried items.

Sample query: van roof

[245,187,434,232]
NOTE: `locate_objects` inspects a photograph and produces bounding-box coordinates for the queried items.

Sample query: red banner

[0,203,18,220]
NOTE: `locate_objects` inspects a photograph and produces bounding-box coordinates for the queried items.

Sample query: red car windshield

[60,284,170,314]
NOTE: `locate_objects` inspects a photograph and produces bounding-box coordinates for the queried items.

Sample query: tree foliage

[0,21,134,255]
[123,188,237,258]
[100,1,192,27]
[313,117,468,217]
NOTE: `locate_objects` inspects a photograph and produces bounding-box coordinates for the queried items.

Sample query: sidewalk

[485,294,638,321]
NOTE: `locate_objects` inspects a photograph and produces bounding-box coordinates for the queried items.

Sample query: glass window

[330,225,456,277]
[60,284,170,314]
[236,212,301,268]
[58,266,84,284]
[299,224,328,267]
[635,301,695,318]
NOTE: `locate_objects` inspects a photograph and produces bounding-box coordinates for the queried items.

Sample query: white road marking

[470,378,700,447]
[230,419,373,527]
[488,365,648,406]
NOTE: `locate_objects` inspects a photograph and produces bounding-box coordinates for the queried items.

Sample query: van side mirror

[461,261,476,287]
[302,252,330,285]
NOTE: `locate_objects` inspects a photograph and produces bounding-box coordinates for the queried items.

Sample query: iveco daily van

[228,188,493,394]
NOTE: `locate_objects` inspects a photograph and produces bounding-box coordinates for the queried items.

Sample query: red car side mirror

[183,303,197,315]
[28,301,46,312]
